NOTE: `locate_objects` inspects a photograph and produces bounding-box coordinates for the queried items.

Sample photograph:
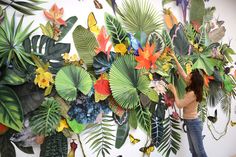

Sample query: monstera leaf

[0,85,23,132]
[105,13,127,44]
[23,35,70,73]
[109,55,150,109]
[55,65,93,101]
[192,54,219,75]
[72,25,98,70]
[93,51,116,75]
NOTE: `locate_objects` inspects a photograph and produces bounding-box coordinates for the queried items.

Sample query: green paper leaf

[55,65,93,101]
[72,25,98,70]
[190,0,205,25]
[115,121,130,149]
[30,98,61,136]
[105,13,127,44]
[59,16,78,41]
[0,85,23,132]
[129,110,137,129]
[66,119,85,134]
[109,55,150,109]
[141,88,159,103]
[136,104,151,134]
[0,68,25,85]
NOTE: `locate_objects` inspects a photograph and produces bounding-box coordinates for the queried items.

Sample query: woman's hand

[167,83,176,95]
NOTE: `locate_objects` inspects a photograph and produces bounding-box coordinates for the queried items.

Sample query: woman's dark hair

[186,69,204,102]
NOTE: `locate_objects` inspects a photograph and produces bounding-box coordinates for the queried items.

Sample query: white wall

[6,0,236,157]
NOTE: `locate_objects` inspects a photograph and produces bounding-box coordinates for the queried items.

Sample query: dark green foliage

[93,51,116,75]
[23,35,70,73]
[0,133,16,157]
[115,120,130,149]
[40,132,68,157]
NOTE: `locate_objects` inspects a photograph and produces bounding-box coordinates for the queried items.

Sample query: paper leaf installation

[0,0,235,157]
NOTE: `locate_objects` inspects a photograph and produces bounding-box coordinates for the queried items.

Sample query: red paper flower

[94,74,111,102]
[95,26,112,59]
[135,43,160,70]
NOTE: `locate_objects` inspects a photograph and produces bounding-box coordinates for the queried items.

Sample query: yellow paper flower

[63,53,70,61]
[70,54,79,62]
[56,119,69,132]
[162,63,172,72]
[114,43,127,55]
[34,67,54,89]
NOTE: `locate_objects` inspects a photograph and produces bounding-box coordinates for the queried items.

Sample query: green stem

[77,134,86,157]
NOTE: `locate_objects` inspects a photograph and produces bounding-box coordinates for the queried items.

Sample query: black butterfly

[207,109,217,123]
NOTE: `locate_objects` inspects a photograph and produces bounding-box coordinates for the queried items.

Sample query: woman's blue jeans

[184,118,208,157]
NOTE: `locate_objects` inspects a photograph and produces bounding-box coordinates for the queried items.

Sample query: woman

[168,52,207,157]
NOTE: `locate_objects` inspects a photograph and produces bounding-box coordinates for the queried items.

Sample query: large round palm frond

[109,55,150,109]
[55,65,93,101]
[118,0,163,35]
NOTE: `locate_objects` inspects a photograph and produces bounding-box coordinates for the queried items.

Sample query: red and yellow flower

[44,4,66,26]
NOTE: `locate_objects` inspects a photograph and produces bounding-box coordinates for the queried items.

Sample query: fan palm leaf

[109,55,150,109]
[118,0,163,35]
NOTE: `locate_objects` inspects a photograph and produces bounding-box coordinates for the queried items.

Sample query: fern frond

[158,116,181,157]
[84,115,115,157]
[136,103,151,134]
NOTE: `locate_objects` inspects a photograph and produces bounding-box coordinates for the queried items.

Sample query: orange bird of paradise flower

[203,74,214,87]
[135,43,161,70]
[44,4,66,26]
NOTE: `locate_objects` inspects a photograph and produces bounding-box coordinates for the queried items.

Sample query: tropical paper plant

[118,0,163,35]
[0,0,44,15]
[55,65,93,101]
[0,85,23,132]
[0,13,36,69]
[84,115,115,157]
[109,55,154,109]
[29,98,61,136]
